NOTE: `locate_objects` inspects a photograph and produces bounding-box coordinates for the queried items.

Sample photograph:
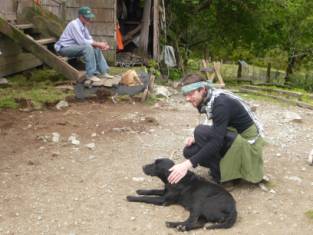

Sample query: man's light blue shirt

[54,18,94,52]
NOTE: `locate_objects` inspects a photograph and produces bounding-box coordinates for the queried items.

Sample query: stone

[283,111,302,123]
[0,78,8,85]
[132,177,145,182]
[56,100,69,110]
[68,134,80,145]
[51,132,60,143]
[85,143,95,150]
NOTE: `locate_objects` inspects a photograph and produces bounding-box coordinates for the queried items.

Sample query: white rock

[88,155,96,160]
[0,78,8,85]
[51,132,60,143]
[56,100,69,110]
[68,135,80,145]
[85,143,95,150]
[132,177,145,182]
[154,85,173,98]
[283,111,302,123]
[91,133,97,137]
[269,189,276,194]
[285,176,302,184]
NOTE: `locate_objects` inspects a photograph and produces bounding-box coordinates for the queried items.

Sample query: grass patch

[0,68,71,110]
[305,210,313,220]
[0,97,19,109]
[144,94,161,106]
[0,66,150,110]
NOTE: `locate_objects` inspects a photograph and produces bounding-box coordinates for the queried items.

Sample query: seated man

[54,6,113,82]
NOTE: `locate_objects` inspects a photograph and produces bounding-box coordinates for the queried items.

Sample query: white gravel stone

[68,134,80,145]
[85,143,95,150]
[132,177,145,182]
[51,132,60,143]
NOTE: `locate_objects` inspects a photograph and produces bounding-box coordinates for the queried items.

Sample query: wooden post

[201,59,214,81]
[266,62,271,83]
[138,0,152,57]
[213,61,225,87]
[153,0,160,61]
[237,61,242,79]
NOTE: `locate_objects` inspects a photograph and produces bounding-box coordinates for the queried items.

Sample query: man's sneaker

[84,76,101,87]
[98,73,115,79]
[89,76,101,82]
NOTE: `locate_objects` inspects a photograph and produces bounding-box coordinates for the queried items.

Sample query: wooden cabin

[0,0,161,78]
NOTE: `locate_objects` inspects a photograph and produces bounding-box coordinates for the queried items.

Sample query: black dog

[127,158,237,231]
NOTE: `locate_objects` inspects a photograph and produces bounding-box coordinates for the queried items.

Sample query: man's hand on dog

[168,160,192,184]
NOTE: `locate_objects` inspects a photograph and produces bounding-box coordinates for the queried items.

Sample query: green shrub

[289,72,313,92]
[169,68,183,81]
[0,97,18,109]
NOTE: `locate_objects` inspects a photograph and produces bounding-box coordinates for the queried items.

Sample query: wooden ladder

[0,16,83,81]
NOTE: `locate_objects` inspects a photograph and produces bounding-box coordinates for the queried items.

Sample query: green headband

[181,81,212,95]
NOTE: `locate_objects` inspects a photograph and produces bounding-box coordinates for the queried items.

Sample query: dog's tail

[206,207,237,229]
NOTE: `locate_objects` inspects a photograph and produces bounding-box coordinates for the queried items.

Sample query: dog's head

[143,158,174,183]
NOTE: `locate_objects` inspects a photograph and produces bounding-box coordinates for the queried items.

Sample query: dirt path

[0,93,313,235]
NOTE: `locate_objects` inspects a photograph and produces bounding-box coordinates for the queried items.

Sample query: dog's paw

[176,225,186,232]
[136,190,146,195]
[165,222,186,231]
[126,196,136,201]
[165,221,176,228]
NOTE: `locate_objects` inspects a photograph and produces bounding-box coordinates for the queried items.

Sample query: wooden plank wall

[40,0,65,18]
[0,34,42,77]
[0,0,17,22]
[0,0,43,77]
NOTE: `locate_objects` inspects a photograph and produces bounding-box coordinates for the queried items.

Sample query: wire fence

[218,62,313,91]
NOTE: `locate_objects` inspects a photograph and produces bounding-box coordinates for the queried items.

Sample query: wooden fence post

[266,62,271,83]
[237,61,242,80]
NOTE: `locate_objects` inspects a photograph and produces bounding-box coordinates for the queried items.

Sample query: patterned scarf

[198,89,265,140]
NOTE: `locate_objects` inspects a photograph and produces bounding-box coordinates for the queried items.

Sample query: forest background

[163,0,313,91]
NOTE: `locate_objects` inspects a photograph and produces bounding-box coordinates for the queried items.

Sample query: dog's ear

[154,158,175,183]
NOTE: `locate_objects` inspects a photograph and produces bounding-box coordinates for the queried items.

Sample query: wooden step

[0,16,82,81]
[15,24,34,30]
[57,56,69,62]
[36,37,57,45]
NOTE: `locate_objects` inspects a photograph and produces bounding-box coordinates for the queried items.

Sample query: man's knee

[82,44,94,54]
[194,125,214,141]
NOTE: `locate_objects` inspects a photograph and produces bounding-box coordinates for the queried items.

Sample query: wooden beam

[213,62,225,87]
[153,0,160,61]
[123,24,142,42]
[36,37,57,45]
[138,0,152,56]
[0,16,81,81]
[202,59,215,81]
[15,24,34,30]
